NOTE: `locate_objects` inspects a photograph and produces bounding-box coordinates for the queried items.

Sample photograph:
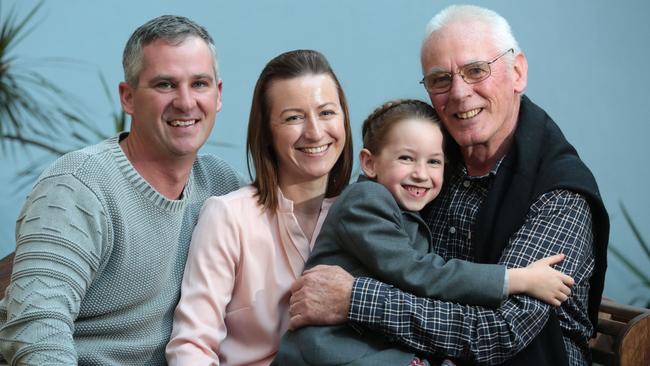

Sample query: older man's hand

[288,265,354,330]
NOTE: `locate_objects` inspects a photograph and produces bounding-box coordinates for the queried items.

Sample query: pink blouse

[166,185,334,366]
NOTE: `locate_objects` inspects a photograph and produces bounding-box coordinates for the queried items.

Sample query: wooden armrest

[0,252,15,297]
[590,297,650,366]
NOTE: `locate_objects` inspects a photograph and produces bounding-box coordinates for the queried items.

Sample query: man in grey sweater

[0,15,242,365]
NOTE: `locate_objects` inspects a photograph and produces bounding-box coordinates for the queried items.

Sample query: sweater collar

[110,132,192,213]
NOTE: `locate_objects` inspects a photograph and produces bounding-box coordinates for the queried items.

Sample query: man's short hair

[423,5,520,63]
[123,15,219,87]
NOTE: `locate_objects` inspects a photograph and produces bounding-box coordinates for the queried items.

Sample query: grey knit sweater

[0,134,243,365]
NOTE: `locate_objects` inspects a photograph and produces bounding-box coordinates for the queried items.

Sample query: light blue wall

[1,0,648,305]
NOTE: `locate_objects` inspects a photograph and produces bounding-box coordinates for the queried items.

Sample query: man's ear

[119,82,135,116]
[215,79,223,113]
[359,148,377,178]
[512,52,528,94]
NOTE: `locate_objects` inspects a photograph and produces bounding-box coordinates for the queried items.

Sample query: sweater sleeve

[0,175,108,365]
[334,182,505,307]
[166,196,240,365]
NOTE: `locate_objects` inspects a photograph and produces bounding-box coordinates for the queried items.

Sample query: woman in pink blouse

[166,49,353,365]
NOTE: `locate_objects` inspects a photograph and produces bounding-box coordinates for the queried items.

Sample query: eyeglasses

[420,48,514,94]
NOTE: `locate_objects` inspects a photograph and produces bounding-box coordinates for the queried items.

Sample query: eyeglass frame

[419,48,515,94]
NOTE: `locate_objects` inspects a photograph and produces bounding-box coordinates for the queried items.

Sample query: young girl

[273,99,573,366]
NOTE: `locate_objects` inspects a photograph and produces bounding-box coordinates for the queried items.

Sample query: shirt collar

[462,155,506,180]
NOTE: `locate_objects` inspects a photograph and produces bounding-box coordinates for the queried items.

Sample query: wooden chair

[590,298,650,366]
[0,252,14,297]
[0,252,647,365]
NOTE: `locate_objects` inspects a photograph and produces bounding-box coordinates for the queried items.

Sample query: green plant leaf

[0,1,101,156]
[619,202,650,261]
[609,244,650,287]
[99,71,128,133]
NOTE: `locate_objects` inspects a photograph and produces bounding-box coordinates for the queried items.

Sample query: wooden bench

[590,298,650,366]
[0,252,648,364]
[0,252,13,298]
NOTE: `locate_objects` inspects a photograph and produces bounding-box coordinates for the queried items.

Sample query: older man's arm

[290,190,594,364]
[0,175,108,365]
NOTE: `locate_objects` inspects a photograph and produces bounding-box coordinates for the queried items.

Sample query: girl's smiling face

[361,118,445,211]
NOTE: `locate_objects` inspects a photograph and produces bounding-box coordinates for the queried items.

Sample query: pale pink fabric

[166,186,334,366]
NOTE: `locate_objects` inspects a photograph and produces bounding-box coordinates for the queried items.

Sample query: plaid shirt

[349,164,594,365]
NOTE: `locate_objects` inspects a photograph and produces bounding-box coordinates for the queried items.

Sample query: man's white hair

[423,5,521,57]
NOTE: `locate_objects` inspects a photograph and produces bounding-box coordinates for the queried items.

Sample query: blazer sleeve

[166,196,240,365]
[348,190,594,363]
[333,182,505,307]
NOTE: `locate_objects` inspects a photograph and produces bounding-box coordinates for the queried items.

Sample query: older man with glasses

[286,5,609,366]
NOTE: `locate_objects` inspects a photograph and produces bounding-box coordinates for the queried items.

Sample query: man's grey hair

[123,15,219,87]
[423,5,521,63]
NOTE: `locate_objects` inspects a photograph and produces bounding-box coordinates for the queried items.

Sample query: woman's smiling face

[267,74,346,189]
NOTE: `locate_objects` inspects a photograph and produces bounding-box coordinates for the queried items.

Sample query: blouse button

[449,226,457,234]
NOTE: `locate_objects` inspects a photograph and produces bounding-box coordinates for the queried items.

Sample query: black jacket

[447,95,609,365]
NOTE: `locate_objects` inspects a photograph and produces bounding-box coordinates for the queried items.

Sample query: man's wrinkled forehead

[421,20,495,69]
[141,36,217,73]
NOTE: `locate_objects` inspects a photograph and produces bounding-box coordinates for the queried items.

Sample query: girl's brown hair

[362,99,443,154]
[246,49,353,211]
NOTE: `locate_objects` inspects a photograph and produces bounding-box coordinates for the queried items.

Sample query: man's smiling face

[421,20,527,151]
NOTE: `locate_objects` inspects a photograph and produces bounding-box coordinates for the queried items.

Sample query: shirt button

[449,226,457,234]
[463,180,471,188]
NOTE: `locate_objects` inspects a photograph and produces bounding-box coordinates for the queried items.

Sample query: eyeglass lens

[425,62,491,92]
[421,48,513,94]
